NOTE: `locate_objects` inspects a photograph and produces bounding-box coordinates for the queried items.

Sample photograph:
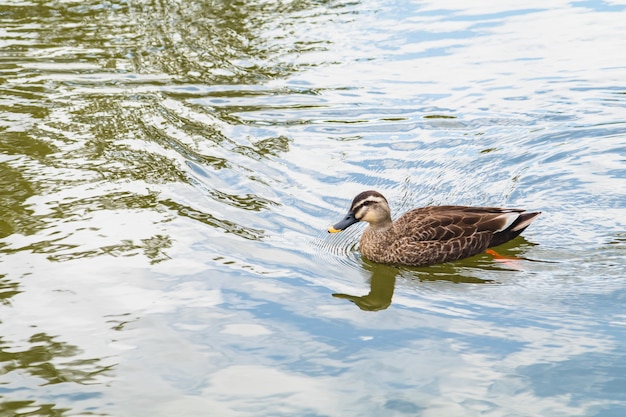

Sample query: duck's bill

[328,211,359,233]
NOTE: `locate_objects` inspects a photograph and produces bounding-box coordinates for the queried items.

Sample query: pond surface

[1,0,626,416]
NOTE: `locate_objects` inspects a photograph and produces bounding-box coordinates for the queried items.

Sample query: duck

[328,190,540,266]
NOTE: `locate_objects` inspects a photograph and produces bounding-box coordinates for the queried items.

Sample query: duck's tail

[490,211,541,247]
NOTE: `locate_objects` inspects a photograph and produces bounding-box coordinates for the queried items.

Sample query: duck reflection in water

[333,262,398,311]
[333,239,536,311]
[332,261,494,311]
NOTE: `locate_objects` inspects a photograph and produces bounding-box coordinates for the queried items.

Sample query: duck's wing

[370,206,539,265]
[395,206,538,242]
[385,206,540,265]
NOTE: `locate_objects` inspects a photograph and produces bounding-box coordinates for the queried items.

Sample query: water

[1,0,626,416]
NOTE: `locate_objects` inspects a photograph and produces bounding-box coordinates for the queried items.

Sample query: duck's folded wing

[396,206,530,242]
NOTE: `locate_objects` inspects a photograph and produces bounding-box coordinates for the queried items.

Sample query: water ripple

[2,0,626,416]
[315,226,363,271]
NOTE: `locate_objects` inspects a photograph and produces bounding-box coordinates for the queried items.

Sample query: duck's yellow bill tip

[328,226,342,233]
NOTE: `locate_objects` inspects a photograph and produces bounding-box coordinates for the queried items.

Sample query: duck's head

[328,190,392,233]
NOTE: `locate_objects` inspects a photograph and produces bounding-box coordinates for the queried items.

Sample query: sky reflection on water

[1,0,626,416]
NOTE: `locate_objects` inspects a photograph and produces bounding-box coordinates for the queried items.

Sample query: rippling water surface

[2,0,626,416]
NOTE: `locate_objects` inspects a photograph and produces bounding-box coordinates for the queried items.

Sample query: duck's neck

[367,216,394,232]
[360,223,395,262]
[362,221,395,243]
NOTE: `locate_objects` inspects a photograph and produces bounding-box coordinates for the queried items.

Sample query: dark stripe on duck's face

[352,195,386,219]
[350,190,387,211]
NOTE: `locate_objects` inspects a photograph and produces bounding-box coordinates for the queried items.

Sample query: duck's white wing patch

[494,212,520,232]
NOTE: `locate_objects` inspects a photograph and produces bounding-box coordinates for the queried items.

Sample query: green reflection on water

[2,0,336,416]
[333,263,398,311]
[0,134,57,160]
[0,401,71,417]
[0,275,21,305]
[0,161,42,239]
[46,234,172,263]
[125,0,328,83]
[333,260,495,311]
[0,333,112,385]
[423,114,457,119]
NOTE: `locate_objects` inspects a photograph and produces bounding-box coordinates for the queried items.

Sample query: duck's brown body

[329,191,540,266]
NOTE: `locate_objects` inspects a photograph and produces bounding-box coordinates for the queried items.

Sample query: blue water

[1,0,625,416]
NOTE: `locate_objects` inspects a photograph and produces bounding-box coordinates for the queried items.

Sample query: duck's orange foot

[485,249,520,261]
